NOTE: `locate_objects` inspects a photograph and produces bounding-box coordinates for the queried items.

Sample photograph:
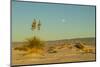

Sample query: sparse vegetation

[82,47,95,54]
[14,46,28,51]
[74,42,95,54]
[12,18,96,65]
[48,46,57,53]
[12,38,96,65]
[26,36,44,49]
[74,42,84,49]
[14,19,44,53]
[14,36,45,53]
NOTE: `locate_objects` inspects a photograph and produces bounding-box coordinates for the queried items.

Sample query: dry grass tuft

[14,46,28,51]
[14,36,45,55]
[26,36,45,49]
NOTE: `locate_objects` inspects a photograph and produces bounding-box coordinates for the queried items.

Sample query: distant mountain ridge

[12,37,95,47]
[46,37,95,45]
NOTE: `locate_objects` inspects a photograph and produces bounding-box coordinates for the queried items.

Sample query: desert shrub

[48,50,57,53]
[14,36,45,54]
[14,46,28,51]
[47,46,57,53]
[74,42,84,49]
[82,47,95,54]
[24,37,45,55]
[26,36,45,49]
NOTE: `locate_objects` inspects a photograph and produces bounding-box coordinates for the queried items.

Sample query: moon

[62,19,65,22]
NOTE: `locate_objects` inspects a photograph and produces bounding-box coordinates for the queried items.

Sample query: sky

[12,1,96,42]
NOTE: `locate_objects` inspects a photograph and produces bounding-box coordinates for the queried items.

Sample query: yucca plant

[25,36,45,55]
[26,36,44,49]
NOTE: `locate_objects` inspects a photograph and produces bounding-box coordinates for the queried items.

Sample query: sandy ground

[12,43,96,66]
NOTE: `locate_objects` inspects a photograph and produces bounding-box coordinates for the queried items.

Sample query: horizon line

[12,36,95,42]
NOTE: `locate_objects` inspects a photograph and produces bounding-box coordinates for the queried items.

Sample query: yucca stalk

[38,20,41,30]
[31,19,36,31]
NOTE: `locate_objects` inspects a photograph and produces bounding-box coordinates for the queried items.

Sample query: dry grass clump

[82,47,95,54]
[47,46,57,53]
[14,36,45,53]
[74,42,95,54]
[26,36,45,49]
[26,36,45,54]
[14,46,28,51]
[74,42,84,49]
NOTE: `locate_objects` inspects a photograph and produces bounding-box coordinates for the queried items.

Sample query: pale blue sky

[12,1,96,42]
